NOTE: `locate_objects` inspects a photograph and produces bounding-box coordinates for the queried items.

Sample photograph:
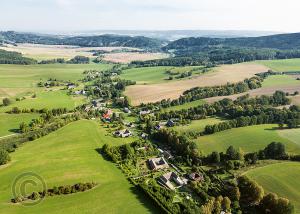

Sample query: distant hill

[63,30,281,41]
[164,33,300,55]
[0,31,165,50]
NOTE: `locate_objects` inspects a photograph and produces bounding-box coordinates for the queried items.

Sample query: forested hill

[0,49,37,64]
[0,31,165,49]
[164,33,300,54]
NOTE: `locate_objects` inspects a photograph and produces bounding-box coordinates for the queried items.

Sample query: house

[141,133,148,139]
[114,129,132,138]
[140,110,151,115]
[188,173,204,182]
[148,157,169,170]
[67,83,76,89]
[74,90,86,95]
[166,119,175,127]
[155,124,162,130]
[126,122,135,128]
[160,172,185,190]
[124,107,131,114]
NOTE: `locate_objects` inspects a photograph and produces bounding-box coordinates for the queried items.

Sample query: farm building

[148,157,169,170]
[159,172,185,190]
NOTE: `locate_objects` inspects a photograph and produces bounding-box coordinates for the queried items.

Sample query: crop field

[103,52,168,63]
[124,63,269,105]
[171,117,224,134]
[120,66,204,84]
[0,90,86,113]
[246,162,300,213]
[258,58,300,72]
[1,44,127,60]
[0,113,39,137]
[195,124,300,155]
[0,63,111,99]
[0,120,158,214]
[162,100,206,112]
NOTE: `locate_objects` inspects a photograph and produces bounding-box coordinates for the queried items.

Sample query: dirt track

[125,63,269,105]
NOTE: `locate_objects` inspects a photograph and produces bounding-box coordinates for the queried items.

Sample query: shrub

[0,149,11,165]
[2,98,11,106]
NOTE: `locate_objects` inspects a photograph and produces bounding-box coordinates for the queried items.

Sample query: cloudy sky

[1,0,300,32]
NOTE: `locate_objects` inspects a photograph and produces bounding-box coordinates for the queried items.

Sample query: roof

[148,157,169,170]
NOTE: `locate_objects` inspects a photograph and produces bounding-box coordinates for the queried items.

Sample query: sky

[1,0,300,33]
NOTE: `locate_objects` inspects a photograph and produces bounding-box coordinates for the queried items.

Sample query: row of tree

[142,76,263,109]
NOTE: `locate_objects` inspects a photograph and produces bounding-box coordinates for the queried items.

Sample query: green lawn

[171,117,224,134]
[0,90,86,113]
[162,100,206,112]
[195,124,300,154]
[0,120,159,214]
[258,58,300,72]
[246,162,300,213]
[120,66,203,84]
[262,75,300,87]
[0,113,39,137]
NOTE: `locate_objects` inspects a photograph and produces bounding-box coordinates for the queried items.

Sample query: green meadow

[262,75,300,87]
[195,124,300,154]
[0,113,39,137]
[162,100,206,112]
[0,90,86,113]
[0,120,158,214]
[258,58,300,72]
[0,63,112,99]
[120,66,203,84]
[246,162,300,213]
[171,117,223,134]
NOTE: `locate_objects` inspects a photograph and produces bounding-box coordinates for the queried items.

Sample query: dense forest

[164,33,300,52]
[0,31,164,50]
[0,49,37,64]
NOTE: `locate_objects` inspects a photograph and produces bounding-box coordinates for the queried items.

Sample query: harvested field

[204,85,300,104]
[1,44,140,60]
[103,52,168,63]
[125,63,269,106]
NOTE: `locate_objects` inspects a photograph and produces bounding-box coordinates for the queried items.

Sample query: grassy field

[246,162,300,213]
[162,100,206,112]
[195,124,300,154]
[278,128,300,146]
[0,63,111,99]
[0,113,39,137]
[258,58,300,72]
[120,66,203,84]
[0,120,159,214]
[171,117,223,134]
[0,90,86,113]
[262,75,300,87]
